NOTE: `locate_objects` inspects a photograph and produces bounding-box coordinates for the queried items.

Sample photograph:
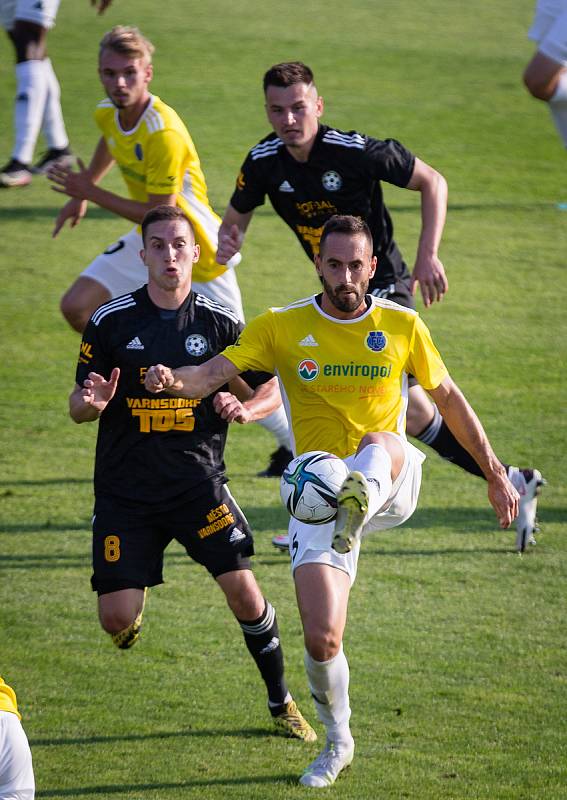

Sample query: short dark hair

[319,215,374,256]
[141,205,194,245]
[263,61,315,93]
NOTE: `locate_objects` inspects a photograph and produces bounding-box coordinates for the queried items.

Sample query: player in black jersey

[216,61,544,551]
[69,204,316,742]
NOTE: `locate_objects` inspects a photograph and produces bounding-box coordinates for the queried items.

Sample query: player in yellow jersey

[49,25,242,332]
[143,215,519,789]
[0,677,35,799]
[48,25,291,473]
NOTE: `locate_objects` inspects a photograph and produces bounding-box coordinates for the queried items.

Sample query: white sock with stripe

[304,646,353,747]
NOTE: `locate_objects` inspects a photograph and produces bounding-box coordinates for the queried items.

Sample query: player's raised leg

[333,433,404,554]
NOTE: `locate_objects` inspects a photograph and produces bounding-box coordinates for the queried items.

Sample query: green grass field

[1,1,566,797]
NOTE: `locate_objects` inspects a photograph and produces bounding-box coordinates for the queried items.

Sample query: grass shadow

[36,774,298,797]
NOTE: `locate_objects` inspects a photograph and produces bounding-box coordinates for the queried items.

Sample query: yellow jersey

[0,677,21,719]
[223,294,448,458]
[94,94,238,283]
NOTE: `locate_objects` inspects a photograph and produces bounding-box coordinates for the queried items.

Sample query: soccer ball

[280,451,349,524]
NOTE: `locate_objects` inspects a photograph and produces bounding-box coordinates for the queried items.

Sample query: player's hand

[52,197,88,238]
[213,391,252,424]
[91,0,113,13]
[49,157,94,201]
[410,254,448,307]
[487,473,520,529]
[216,224,243,265]
[145,364,175,394]
[81,368,120,412]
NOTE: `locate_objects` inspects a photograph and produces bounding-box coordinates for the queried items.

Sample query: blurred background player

[0,0,111,188]
[68,205,314,742]
[524,0,567,151]
[50,25,291,474]
[217,61,544,550]
[144,214,519,788]
[0,676,35,799]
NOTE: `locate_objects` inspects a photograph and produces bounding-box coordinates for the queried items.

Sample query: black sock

[416,406,508,480]
[238,600,288,706]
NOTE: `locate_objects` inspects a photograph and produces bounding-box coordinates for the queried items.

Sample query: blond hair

[99,26,155,63]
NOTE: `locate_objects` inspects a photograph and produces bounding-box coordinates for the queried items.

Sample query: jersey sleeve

[406,315,449,390]
[221,310,276,374]
[229,150,267,213]
[75,319,112,387]
[363,136,415,188]
[145,129,187,195]
[217,315,274,387]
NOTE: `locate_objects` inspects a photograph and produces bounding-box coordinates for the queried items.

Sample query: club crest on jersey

[134,143,143,160]
[321,170,342,191]
[366,331,387,352]
[185,334,208,356]
[298,358,319,381]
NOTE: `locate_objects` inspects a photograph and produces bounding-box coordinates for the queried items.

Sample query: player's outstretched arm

[216,204,253,264]
[50,138,174,229]
[145,355,240,399]
[428,376,519,528]
[214,376,282,424]
[69,367,120,423]
[406,157,449,307]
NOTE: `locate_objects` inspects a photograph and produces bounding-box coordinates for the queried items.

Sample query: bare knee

[523,53,564,100]
[304,625,342,663]
[216,569,265,620]
[98,589,144,634]
[60,279,110,334]
[524,69,552,100]
[60,293,90,333]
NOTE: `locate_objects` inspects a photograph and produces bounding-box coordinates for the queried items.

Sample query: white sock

[13,60,49,164]
[41,58,69,150]
[257,404,290,448]
[304,646,353,747]
[549,71,567,148]
[351,443,393,519]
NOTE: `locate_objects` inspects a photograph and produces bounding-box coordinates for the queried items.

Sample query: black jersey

[230,124,415,290]
[76,287,249,508]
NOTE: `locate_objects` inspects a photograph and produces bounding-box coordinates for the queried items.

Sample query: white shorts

[0,711,35,799]
[289,437,425,584]
[528,0,567,64]
[0,0,60,30]
[81,228,245,322]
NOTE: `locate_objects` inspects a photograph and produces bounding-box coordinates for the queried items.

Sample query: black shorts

[91,481,254,594]
[369,279,415,310]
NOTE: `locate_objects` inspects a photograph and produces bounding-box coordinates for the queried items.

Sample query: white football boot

[507,467,546,552]
[332,471,369,554]
[299,739,355,788]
